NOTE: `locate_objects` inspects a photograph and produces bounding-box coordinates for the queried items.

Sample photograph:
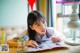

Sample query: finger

[26,40,37,48]
[29,43,37,48]
[32,41,39,47]
[55,37,61,42]
[53,38,58,43]
[51,37,59,43]
[31,41,39,48]
[57,38,61,42]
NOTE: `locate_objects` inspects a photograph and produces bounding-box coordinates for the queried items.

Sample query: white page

[26,41,67,52]
[27,42,49,52]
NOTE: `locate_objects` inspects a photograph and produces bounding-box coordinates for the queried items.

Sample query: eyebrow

[35,20,41,24]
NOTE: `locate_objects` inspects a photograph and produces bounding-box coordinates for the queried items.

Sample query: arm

[7,30,38,48]
[51,28,66,41]
[47,27,66,42]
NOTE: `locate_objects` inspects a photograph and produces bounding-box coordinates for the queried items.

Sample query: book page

[26,41,68,52]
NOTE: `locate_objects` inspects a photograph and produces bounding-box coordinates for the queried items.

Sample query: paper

[26,41,68,52]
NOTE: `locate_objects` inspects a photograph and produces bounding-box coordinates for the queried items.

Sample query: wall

[0,0,28,40]
[0,0,28,27]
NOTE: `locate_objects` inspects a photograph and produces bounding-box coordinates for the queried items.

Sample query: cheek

[34,28,41,33]
[34,29,40,32]
[35,29,46,34]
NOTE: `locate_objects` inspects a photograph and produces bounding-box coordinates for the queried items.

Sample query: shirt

[20,27,66,42]
[35,27,55,43]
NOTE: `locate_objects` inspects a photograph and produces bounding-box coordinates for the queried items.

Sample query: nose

[40,22,46,30]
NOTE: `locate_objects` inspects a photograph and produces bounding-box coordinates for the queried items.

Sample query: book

[26,41,68,52]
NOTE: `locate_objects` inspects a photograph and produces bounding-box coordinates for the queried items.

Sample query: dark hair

[27,10,49,42]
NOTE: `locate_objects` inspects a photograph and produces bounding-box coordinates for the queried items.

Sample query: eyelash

[37,24,40,26]
[43,21,45,23]
[36,21,45,26]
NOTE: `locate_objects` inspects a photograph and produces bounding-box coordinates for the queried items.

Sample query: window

[56,4,80,38]
[62,5,79,15]
[52,1,80,38]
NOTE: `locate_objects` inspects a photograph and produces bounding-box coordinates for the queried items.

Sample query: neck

[36,33,45,38]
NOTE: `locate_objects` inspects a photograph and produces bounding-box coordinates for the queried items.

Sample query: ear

[29,25,35,30]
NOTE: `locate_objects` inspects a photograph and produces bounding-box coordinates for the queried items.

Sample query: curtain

[36,0,54,27]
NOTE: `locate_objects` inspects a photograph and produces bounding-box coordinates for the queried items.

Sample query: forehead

[34,19,42,24]
[35,18,45,24]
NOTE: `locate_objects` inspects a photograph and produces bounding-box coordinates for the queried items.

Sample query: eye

[43,21,45,23]
[42,20,45,24]
[37,23,40,26]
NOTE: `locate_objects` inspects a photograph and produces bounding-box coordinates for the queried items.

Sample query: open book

[26,41,68,52]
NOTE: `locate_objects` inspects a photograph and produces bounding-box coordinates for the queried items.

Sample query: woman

[7,10,65,48]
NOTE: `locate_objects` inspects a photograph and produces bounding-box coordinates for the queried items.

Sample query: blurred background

[0,0,80,41]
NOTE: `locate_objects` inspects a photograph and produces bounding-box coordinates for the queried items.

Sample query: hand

[26,40,38,48]
[51,36,61,43]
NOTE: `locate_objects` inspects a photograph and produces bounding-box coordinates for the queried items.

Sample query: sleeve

[47,27,66,40]
[46,27,55,37]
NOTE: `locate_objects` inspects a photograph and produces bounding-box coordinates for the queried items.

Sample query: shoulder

[47,27,66,40]
[46,27,55,32]
[46,27,60,35]
[46,27,55,37]
[47,27,59,33]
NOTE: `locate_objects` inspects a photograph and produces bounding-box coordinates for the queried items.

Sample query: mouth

[41,30,46,32]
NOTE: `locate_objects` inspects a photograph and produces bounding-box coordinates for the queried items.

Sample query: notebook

[26,41,68,52]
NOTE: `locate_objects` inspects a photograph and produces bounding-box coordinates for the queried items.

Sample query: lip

[41,30,45,32]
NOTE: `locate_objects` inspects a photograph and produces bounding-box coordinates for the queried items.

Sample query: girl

[7,10,65,48]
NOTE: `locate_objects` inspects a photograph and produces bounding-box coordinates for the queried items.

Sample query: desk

[2,45,80,53]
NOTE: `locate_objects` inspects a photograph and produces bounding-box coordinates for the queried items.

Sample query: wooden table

[0,45,80,53]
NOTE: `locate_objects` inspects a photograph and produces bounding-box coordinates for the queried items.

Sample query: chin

[41,32,46,35]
